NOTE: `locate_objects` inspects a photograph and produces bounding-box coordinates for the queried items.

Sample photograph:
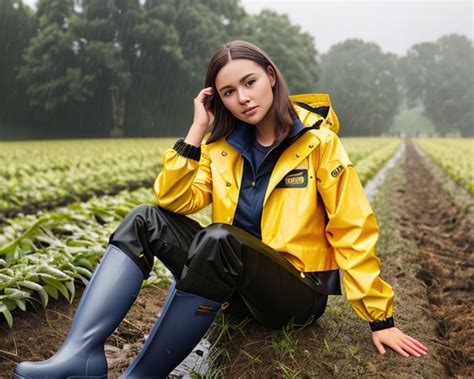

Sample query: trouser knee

[176,223,248,302]
[109,204,178,279]
[109,204,202,280]
[108,204,159,278]
[175,223,326,330]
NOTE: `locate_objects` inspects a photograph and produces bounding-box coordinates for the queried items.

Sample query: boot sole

[14,372,107,379]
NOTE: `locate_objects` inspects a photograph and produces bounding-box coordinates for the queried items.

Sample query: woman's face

[215,59,276,125]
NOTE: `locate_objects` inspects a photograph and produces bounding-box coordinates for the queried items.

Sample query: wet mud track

[393,140,473,377]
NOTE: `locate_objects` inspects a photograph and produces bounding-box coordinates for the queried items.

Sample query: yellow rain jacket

[154,93,394,325]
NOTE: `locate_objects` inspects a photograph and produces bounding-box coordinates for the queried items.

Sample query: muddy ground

[397,140,473,377]
[0,139,472,378]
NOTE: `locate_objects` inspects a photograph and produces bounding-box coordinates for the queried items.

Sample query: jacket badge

[276,169,308,188]
[331,165,344,177]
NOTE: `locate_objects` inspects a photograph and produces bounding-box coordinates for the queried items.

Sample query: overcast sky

[21,0,472,56]
[240,0,473,55]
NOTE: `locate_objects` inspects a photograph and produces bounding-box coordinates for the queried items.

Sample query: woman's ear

[267,65,276,87]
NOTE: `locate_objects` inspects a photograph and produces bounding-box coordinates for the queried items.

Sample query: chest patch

[331,165,344,177]
[276,169,308,188]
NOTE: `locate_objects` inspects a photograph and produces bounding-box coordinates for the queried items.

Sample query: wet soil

[394,140,473,377]
[0,285,169,378]
[0,281,211,379]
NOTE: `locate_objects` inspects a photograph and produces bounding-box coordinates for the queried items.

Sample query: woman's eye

[223,80,254,97]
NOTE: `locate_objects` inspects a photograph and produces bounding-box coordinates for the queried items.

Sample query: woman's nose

[237,88,250,104]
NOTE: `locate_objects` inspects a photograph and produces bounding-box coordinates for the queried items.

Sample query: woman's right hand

[185,87,216,147]
[192,87,215,130]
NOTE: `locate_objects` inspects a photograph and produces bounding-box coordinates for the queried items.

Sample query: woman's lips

[242,106,258,115]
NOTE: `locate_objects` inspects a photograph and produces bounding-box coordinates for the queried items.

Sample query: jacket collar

[225,114,306,156]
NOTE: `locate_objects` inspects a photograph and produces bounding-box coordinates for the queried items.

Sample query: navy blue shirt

[225,117,307,240]
[251,132,275,171]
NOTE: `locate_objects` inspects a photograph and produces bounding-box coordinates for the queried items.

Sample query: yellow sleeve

[153,140,212,215]
[316,131,394,326]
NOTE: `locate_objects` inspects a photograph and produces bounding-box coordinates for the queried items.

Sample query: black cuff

[369,316,395,332]
[173,138,201,161]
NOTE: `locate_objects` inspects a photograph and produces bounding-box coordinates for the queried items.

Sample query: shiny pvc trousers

[108,204,328,330]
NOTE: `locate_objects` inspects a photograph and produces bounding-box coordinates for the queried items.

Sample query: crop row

[0,138,175,211]
[414,138,474,195]
[342,138,401,184]
[0,185,211,328]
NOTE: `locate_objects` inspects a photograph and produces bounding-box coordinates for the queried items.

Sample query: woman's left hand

[372,327,429,357]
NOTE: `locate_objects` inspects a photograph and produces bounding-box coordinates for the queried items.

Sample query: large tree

[0,0,35,139]
[400,34,474,137]
[69,0,141,136]
[17,0,92,111]
[318,39,401,136]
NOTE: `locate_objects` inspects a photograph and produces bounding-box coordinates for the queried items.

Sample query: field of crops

[342,137,401,184]
[0,136,398,212]
[0,138,176,211]
[0,136,401,327]
[414,138,474,195]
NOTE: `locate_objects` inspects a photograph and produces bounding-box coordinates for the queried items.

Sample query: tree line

[0,0,472,139]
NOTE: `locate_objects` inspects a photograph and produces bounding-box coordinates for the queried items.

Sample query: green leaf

[4,288,30,300]
[42,277,69,301]
[75,266,93,279]
[37,265,70,280]
[65,280,76,303]
[0,303,13,328]
[2,298,17,311]
[43,284,58,300]
[38,287,49,307]
[17,280,43,292]
[16,299,27,311]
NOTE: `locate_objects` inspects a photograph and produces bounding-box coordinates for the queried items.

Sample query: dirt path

[392,139,473,377]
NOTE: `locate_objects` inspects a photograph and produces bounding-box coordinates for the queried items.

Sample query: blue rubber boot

[14,245,144,379]
[119,284,222,379]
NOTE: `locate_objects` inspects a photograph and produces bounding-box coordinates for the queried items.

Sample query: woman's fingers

[372,337,386,355]
[193,87,215,128]
[402,337,428,355]
[405,334,429,352]
[390,341,410,358]
[195,87,213,102]
[399,341,421,357]
[372,328,429,358]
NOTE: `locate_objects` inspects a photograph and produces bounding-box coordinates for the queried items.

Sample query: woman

[14,40,428,379]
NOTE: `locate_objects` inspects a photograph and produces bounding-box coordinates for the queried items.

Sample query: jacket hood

[290,93,339,134]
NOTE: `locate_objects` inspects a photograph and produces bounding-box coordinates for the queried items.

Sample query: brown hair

[204,40,298,145]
